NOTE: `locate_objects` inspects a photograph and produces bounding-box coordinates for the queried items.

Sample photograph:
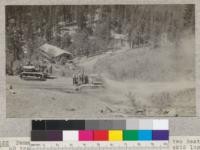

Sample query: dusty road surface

[6,75,195,118]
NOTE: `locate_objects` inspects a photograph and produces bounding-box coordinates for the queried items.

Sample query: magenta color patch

[79,130,93,141]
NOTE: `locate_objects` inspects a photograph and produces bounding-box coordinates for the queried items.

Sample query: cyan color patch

[138,130,152,141]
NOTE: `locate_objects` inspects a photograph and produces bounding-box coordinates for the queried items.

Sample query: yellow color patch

[108,130,123,141]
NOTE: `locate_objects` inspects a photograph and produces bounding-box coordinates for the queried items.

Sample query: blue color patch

[138,130,152,141]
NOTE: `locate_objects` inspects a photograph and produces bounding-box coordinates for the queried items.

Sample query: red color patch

[93,130,108,141]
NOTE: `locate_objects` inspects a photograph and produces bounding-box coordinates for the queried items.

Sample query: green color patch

[123,130,138,141]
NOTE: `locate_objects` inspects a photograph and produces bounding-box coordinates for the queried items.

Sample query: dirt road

[6,76,195,118]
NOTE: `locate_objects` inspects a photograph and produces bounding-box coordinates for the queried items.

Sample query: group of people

[73,73,89,86]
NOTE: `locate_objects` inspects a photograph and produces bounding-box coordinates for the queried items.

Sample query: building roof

[111,31,128,40]
[39,43,72,58]
[22,65,35,70]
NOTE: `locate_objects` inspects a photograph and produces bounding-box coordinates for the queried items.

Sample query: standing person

[19,63,23,74]
[49,65,52,74]
[78,73,81,85]
[81,72,84,84]
[73,73,75,85]
[38,64,41,72]
[74,74,78,85]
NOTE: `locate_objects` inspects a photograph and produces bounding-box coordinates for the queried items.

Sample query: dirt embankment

[78,33,194,82]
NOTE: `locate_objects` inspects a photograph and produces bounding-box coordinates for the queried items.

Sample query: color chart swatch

[31,119,169,142]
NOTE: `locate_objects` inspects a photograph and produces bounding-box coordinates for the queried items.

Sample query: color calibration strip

[31,119,169,142]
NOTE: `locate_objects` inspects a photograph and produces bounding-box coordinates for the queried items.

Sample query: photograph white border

[0,0,200,137]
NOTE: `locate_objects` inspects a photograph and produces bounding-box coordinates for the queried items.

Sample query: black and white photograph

[6,5,195,118]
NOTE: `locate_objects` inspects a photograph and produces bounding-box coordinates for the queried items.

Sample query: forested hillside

[6,5,194,74]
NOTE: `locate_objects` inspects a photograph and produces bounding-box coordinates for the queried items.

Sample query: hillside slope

[78,36,194,82]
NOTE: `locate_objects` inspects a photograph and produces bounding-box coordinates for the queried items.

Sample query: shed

[38,43,73,64]
[111,31,129,49]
